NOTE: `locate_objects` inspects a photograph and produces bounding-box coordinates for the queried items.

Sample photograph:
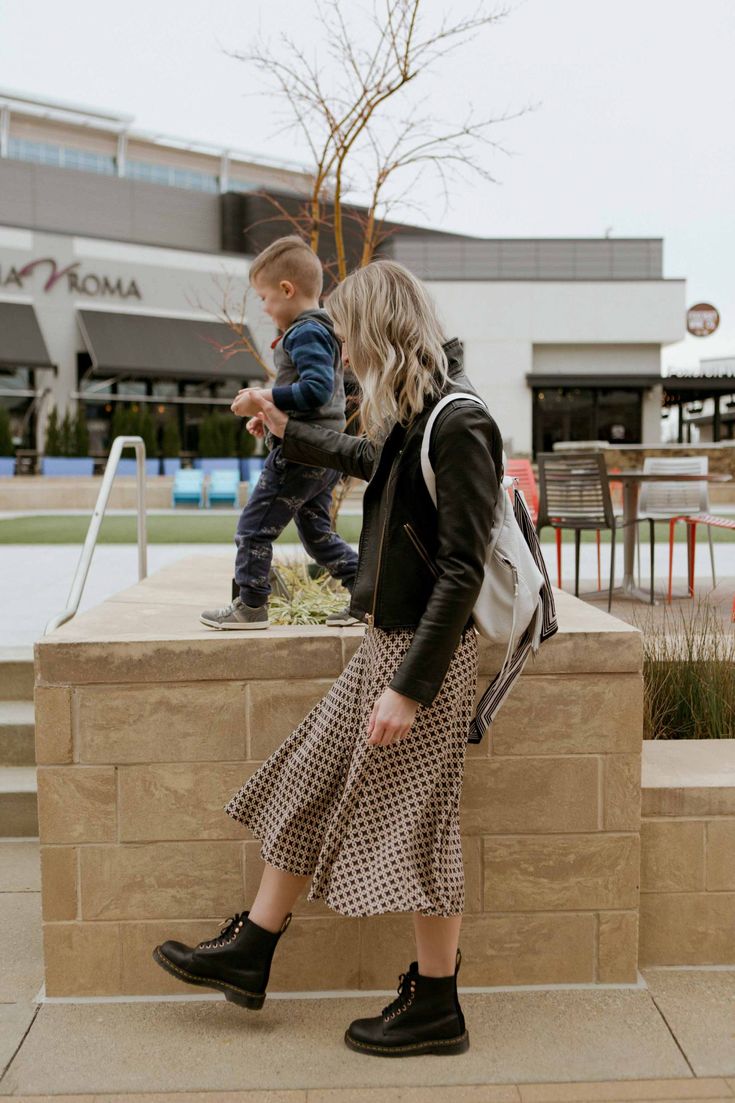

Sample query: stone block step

[0,648,34,701]
[0,701,35,766]
[0,766,38,837]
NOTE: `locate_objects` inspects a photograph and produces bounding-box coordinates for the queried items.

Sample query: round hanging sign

[687,303,720,337]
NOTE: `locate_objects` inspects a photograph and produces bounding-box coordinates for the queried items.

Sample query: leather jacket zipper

[366,445,404,626]
[403,522,441,579]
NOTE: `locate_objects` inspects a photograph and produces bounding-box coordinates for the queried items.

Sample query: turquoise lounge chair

[172,468,205,508]
[207,469,240,508]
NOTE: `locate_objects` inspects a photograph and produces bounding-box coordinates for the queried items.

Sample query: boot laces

[381,968,417,1021]
[197,911,247,949]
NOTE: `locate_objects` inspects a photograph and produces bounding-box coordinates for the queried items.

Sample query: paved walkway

[1,840,735,1100]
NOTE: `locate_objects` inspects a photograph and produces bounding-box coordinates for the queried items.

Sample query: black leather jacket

[279,338,504,707]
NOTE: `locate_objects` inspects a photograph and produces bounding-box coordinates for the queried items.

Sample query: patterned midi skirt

[223,622,478,918]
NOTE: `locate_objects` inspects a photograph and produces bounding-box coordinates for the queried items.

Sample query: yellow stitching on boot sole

[153,948,262,1000]
[346,1031,469,1053]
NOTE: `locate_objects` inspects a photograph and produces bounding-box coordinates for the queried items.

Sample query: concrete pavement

[2,839,735,1098]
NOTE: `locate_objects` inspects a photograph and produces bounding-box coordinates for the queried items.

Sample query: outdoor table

[603,469,732,603]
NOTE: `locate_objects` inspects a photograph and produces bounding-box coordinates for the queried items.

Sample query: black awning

[0,302,54,369]
[662,374,735,400]
[527,373,662,389]
[78,310,267,382]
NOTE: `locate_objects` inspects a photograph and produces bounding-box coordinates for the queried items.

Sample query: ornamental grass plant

[268,554,348,625]
[632,598,735,739]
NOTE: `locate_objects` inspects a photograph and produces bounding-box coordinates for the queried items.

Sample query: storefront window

[0,367,35,448]
[532,386,642,456]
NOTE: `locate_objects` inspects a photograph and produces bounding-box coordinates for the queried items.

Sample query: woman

[153,259,504,1057]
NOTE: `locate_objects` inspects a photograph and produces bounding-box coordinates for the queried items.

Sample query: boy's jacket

[264,308,346,452]
[280,337,504,709]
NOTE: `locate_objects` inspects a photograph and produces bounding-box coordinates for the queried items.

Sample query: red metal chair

[684,512,735,597]
[504,459,539,522]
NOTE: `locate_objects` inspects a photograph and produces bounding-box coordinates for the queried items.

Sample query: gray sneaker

[200,596,269,630]
[325,603,365,627]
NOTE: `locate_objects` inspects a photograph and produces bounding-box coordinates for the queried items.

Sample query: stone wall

[639,739,735,966]
[33,556,644,996]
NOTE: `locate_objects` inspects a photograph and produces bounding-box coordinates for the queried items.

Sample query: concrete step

[0,766,38,837]
[0,648,34,700]
[0,701,35,766]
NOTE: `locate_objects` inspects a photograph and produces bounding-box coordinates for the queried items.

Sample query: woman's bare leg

[248,862,310,933]
[413,914,462,976]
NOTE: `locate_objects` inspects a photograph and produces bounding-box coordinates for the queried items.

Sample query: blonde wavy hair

[326,259,451,442]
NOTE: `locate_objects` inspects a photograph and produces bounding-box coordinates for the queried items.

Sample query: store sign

[0,256,141,300]
[686,302,719,337]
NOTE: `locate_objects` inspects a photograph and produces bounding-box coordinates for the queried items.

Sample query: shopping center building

[0,88,688,459]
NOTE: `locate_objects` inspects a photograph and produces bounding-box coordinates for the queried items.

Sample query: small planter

[162,458,181,476]
[194,457,240,474]
[41,457,95,477]
[0,457,15,476]
[114,458,161,477]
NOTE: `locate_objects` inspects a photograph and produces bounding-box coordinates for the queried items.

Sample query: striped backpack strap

[468,487,558,744]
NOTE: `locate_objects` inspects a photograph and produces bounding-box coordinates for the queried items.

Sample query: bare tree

[229,0,523,280]
[216,0,530,526]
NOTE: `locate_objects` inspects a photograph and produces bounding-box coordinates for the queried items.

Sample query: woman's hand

[239,390,286,436]
[367,687,420,745]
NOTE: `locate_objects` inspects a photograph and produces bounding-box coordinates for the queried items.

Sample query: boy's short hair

[249,235,323,299]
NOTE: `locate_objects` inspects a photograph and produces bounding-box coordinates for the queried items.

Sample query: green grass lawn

[0,513,732,545]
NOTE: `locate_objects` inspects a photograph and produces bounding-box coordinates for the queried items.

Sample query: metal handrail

[44,435,148,634]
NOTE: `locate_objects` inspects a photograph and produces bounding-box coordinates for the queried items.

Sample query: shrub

[162,418,181,458]
[73,406,90,457]
[217,412,237,457]
[198,412,237,457]
[45,407,62,455]
[0,407,14,455]
[238,420,257,458]
[198,413,218,457]
[633,598,735,739]
[139,407,157,455]
[59,410,74,456]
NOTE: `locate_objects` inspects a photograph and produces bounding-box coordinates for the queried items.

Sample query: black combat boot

[152,910,291,1010]
[344,948,469,1057]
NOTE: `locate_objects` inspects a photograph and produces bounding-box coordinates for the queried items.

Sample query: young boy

[200,235,361,630]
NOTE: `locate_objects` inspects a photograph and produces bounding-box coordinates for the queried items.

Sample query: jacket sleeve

[279,414,379,482]
[271,322,336,411]
[387,403,502,707]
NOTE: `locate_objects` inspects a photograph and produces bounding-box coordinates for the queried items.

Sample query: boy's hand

[231,387,271,418]
[246,414,265,438]
[366,687,420,745]
[245,391,289,439]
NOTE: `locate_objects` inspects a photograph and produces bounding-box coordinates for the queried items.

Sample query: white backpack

[420,392,558,742]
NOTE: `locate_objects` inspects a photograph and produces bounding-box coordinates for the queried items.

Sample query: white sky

[1,0,733,370]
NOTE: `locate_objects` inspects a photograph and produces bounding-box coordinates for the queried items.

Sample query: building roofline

[0,86,312,174]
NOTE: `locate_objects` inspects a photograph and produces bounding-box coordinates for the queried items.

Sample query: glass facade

[8,138,115,175]
[7,140,220,192]
[126,159,219,192]
[532,385,642,456]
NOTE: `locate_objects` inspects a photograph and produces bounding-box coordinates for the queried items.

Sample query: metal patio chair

[536,451,650,610]
[635,456,715,601]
